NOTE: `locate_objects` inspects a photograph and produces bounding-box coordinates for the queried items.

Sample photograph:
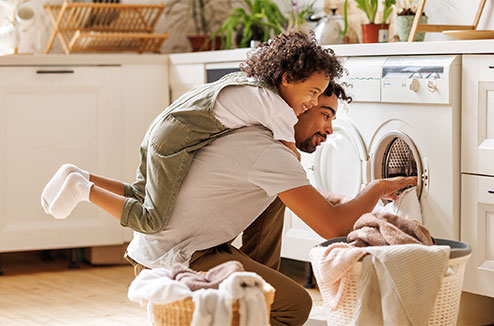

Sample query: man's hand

[373,176,418,201]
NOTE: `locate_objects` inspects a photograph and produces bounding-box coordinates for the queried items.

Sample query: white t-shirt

[213,84,297,143]
[127,126,310,268]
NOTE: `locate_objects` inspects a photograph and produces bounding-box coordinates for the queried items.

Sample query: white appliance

[282,55,462,262]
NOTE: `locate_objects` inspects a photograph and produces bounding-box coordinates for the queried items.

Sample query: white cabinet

[461,55,494,297]
[169,63,205,102]
[462,56,494,176]
[461,174,494,297]
[0,63,169,251]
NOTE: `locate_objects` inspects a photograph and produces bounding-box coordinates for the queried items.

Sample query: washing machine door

[369,130,428,198]
[313,119,368,198]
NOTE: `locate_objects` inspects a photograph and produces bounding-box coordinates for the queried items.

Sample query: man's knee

[271,280,312,326]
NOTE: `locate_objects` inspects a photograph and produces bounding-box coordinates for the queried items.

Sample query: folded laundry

[347,212,434,247]
[171,260,245,291]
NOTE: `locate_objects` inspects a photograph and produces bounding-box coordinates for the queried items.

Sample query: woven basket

[319,238,472,326]
[152,288,275,326]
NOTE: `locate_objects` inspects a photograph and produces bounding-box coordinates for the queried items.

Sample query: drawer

[478,175,494,205]
[479,55,494,82]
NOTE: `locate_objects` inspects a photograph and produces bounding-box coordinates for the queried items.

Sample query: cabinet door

[462,55,494,175]
[0,66,124,251]
[169,63,205,102]
[461,174,494,297]
[121,64,169,242]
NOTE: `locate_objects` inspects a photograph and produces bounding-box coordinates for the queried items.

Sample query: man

[124,83,416,325]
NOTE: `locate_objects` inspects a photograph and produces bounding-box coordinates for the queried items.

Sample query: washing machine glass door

[370,131,424,198]
[313,119,368,198]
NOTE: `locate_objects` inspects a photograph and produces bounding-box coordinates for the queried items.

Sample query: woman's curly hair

[240,31,344,88]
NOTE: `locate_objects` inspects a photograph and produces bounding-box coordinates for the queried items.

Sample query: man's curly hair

[324,81,353,104]
[240,31,343,87]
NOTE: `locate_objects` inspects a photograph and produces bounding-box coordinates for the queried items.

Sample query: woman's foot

[41,164,89,213]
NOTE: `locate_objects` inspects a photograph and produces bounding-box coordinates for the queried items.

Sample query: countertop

[0,53,168,66]
[0,39,493,66]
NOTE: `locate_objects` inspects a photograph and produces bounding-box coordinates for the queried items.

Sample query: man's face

[294,93,338,153]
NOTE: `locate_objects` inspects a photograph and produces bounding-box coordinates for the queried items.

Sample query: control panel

[381,56,460,104]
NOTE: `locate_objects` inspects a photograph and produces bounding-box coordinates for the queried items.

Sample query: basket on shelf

[44,1,168,54]
[318,238,471,326]
[152,287,275,326]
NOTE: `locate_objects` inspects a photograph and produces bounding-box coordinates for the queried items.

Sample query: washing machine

[281,55,461,262]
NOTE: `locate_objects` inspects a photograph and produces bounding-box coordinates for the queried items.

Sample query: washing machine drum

[312,121,367,199]
[371,131,424,198]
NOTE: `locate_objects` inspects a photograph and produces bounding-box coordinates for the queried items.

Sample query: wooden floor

[0,251,147,326]
[0,251,321,326]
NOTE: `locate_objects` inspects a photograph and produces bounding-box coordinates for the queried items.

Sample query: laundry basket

[317,238,471,326]
[152,287,275,326]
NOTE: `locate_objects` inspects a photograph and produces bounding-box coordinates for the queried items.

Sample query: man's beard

[298,132,326,153]
[298,137,317,153]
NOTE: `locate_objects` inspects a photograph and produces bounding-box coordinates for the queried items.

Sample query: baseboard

[84,243,130,265]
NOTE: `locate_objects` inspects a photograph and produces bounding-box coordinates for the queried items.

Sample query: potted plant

[379,0,396,42]
[165,0,234,51]
[213,0,287,49]
[285,0,316,31]
[395,0,427,42]
[353,0,395,43]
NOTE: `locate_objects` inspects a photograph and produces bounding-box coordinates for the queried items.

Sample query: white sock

[41,164,89,214]
[48,172,94,219]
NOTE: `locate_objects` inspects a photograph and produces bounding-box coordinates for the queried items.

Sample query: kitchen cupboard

[461,55,494,297]
[169,63,205,102]
[0,64,168,252]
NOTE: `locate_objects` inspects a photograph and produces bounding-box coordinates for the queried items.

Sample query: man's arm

[278,177,417,239]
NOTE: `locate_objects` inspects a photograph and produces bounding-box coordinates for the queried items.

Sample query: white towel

[127,268,193,322]
[191,288,232,326]
[378,186,422,224]
[219,272,271,326]
[352,244,450,326]
[127,268,192,305]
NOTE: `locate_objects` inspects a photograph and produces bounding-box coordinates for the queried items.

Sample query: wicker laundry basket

[152,288,275,326]
[317,238,471,326]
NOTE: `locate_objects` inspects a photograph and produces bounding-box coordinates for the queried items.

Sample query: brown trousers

[127,198,312,326]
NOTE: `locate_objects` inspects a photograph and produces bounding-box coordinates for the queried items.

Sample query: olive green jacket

[120,72,278,234]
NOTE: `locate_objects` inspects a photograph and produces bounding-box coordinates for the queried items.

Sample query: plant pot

[361,23,380,43]
[378,24,389,43]
[396,15,428,42]
[187,35,222,52]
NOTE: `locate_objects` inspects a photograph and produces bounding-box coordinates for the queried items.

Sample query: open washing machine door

[312,119,368,198]
[369,128,429,199]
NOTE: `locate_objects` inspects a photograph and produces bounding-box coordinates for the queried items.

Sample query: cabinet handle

[489,66,494,69]
[36,70,74,74]
[489,189,494,194]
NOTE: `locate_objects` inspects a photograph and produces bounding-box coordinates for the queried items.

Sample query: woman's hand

[373,176,418,201]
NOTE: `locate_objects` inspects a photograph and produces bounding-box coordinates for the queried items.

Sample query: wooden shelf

[44,1,168,54]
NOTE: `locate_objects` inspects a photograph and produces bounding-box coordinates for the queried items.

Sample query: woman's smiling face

[278,71,330,116]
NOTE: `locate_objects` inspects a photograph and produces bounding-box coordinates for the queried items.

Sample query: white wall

[8,0,494,54]
[424,0,493,41]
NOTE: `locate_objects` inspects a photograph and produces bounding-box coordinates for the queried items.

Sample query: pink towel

[309,243,366,310]
[171,260,245,291]
[347,212,433,247]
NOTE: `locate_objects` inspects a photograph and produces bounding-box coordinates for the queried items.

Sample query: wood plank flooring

[0,251,321,326]
[0,251,147,326]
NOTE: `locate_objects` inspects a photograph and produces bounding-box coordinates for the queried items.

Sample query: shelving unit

[44,1,168,54]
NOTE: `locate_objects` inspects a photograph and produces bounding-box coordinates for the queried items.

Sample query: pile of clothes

[128,261,273,326]
[310,187,451,325]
